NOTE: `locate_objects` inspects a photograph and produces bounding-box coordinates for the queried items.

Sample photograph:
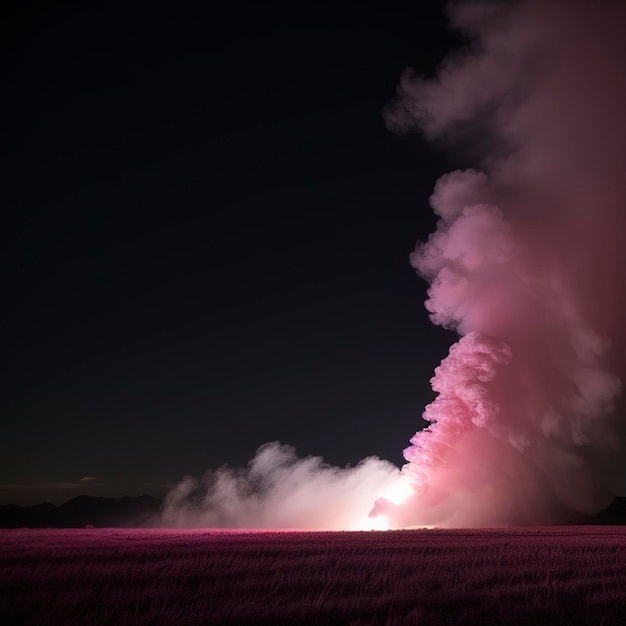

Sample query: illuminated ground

[2,527,626,624]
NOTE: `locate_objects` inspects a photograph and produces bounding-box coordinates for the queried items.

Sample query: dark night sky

[2,0,461,505]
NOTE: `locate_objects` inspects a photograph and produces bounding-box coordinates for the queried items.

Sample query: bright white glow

[380,474,414,506]
[357,513,389,531]
[351,474,416,531]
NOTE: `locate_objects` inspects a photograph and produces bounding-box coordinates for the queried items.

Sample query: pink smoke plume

[165,0,626,530]
[372,0,626,526]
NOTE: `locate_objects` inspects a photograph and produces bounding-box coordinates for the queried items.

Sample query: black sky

[2,0,460,505]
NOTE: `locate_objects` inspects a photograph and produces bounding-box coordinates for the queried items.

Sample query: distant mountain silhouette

[585,496,626,525]
[0,495,625,528]
[0,495,162,528]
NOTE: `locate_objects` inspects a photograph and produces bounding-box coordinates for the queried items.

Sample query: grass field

[1,527,626,625]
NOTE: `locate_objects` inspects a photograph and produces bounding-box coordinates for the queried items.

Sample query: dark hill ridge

[0,495,624,528]
[589,495,626,525]
[0,495,162,528]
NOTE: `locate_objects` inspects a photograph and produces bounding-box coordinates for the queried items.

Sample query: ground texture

[1,527,626,624]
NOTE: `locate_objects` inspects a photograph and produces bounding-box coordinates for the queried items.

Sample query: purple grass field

[2,526,626,625]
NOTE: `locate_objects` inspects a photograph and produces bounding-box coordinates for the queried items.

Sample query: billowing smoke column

[372,0,626,526]
[164,0,626,530]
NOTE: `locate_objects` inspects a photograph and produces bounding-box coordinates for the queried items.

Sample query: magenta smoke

[164,0,626,529]
[372,0,626,527]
